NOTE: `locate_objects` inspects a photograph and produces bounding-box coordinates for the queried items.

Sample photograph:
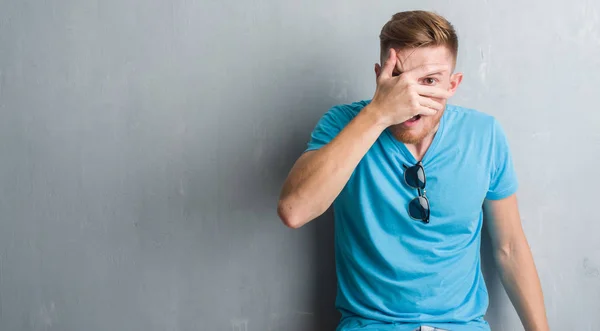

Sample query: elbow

[495,243,514,262]
[494,239,525,264]
[277,198,308,229]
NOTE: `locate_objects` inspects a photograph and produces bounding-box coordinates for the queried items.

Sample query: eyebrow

[424,72,444,77]
[392,71,445,77]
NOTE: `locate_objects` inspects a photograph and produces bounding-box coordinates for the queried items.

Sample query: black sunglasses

[403,161,430,223]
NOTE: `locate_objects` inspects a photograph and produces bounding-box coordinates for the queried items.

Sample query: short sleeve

[486,118,519,200]
[305,105,354,152]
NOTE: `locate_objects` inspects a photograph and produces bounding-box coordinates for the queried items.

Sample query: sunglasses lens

[409,196,430,222]
[405,165,426,189]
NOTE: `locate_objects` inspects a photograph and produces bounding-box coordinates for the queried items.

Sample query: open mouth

[406,115,421,123]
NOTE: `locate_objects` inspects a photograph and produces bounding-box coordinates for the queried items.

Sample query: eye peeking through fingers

[420,77,438,86]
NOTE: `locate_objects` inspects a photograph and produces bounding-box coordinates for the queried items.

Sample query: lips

[406,115,421,122]
[401,114,422,127]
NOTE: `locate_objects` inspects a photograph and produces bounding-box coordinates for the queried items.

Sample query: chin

[395,130,429,144]
[391,122,430,144]
[391,115,442,144]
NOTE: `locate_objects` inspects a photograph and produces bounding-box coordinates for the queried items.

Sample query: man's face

[375,45,463,144]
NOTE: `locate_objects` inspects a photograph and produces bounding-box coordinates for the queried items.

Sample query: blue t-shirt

[305,100,518,331]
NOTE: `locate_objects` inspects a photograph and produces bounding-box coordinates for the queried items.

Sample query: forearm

[495,239,549,331]
[278,105,387,228]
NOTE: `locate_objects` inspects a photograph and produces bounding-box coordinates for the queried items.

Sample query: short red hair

[379,11,458,61]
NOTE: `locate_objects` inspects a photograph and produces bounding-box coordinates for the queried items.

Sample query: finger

[403,63,451,79]
[414,85,452,99]
[418,106,438,117]
[418,96,444,112]
[380,49,397,79]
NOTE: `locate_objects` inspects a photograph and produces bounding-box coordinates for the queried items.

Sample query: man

[277,10,549,331]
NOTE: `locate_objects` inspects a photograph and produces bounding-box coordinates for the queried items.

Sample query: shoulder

[442,104,513,156]
[443,103,506,137]
[444,104,497,126]
[321,99,371,126]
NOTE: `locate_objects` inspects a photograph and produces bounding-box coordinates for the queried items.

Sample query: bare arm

[277,49,451,228]
[277,107,388,228]
[484,194,550,331]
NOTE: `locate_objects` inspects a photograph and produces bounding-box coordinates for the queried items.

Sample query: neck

[405,133,435,161]
[392,123,440,161]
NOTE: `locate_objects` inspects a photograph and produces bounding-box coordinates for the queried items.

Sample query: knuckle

[409,97,419,109]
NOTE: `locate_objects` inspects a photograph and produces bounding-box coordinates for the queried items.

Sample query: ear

[448,72,463,96]
[374,63,382,78]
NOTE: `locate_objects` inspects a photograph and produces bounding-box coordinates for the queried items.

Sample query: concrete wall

[1,0,598,330]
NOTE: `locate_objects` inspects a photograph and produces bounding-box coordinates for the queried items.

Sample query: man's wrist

[362,104,390,131]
